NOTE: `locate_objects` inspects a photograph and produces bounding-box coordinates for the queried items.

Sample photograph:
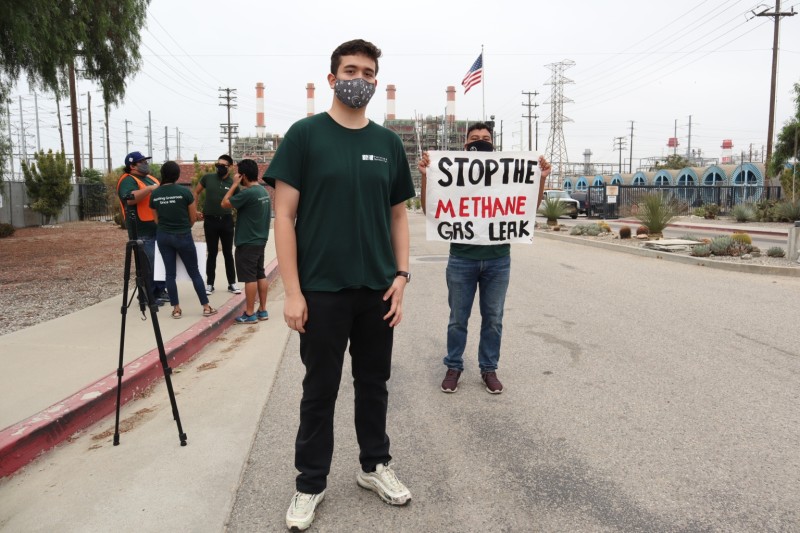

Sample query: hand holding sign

[424,151,541,245]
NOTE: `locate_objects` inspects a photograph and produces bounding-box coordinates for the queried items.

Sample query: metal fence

[586,185,783,219]
[0,181,115,227]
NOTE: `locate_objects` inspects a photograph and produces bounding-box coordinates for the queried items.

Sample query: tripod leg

[113,241,136,446]
[134,241,188,446]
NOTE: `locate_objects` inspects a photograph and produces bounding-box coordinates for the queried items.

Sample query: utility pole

[219,87,238,156]
[87,92,93,169]
[104,103,111,172]
[55,94,65,154]
[164,125,169,161]
[68,61,81,177]
[78,105,85,170]
[629,120,634,173]
[176,127,181,161]
[792,126,798,200]
[614,136,627,174]
[18,96,27,162]
[33,92,41,152]
[6,101,14,176]
[755,1,796,177]
[686,115,693,163]
[521,90,538,151]
[124,119,132,154]
[148,110,153,157]
[673,119,678,156]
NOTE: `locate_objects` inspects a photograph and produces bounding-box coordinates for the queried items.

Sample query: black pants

[203,215,235,287]
[295,288,394,494]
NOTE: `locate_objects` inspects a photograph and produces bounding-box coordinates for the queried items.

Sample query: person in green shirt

[265,39,414,531]
[221,158,270,324]
[193,154,241,296]
[149,161,217,320]
[419,124,551,395]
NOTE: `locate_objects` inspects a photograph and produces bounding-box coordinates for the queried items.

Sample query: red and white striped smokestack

[256,82,265,138]
[446,86,456,123]
[306,83,315,117]
[386,84,396,120]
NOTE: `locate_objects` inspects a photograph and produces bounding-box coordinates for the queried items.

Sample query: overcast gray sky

[7,0,800,172]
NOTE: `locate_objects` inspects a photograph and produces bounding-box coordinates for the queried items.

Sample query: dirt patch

[92,407,156,440]
[196,361,219,372]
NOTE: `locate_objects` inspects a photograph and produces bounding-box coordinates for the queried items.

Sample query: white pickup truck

[539,189,580,219]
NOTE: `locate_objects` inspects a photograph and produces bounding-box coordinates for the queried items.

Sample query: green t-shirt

[450,243,510,260]
[149,184,195,234]
[229,184,271,247]
[199,173,235,216]
[265,113,415,292]
[117,174,158,238]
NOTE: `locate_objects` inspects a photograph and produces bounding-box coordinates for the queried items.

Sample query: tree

[22,150,74,225]
[654,154,690,170]
[0,1,150,106]
[769,81,800,196]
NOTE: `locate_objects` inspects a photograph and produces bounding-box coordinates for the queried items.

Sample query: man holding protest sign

[265,39,415,531]
[420,123,551,394]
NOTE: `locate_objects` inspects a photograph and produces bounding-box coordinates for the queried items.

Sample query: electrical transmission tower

[219,88,238,157]
[613,136,627,174]
[543,60,575,188]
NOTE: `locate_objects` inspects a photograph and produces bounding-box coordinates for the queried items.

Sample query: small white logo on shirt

[362,154,388,163]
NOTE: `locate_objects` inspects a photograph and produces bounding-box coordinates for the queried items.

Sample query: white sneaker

[356,463,411,505]
[285,490,325,531]
[205,285,214,295]
[228,283,242,294]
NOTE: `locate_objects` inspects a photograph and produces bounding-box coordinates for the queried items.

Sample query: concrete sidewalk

[0,233,278,478]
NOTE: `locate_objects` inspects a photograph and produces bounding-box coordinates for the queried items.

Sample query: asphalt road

[228,212,800,532]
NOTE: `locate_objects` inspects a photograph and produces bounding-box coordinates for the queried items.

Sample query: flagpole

[481,44,485,121]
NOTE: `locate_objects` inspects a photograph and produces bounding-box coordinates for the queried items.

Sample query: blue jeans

[139,236,166,299]
[156,232,209,307]
[443,254,510,373]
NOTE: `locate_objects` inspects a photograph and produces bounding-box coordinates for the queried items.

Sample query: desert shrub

[731,204,755,222]
[731,232,752,245]
[538,197,569,222]
[635,193,679,234]
[710,236,735,256]
[754,199,778,222]
[0,222,14,238]
[597,221,611,233]
[693,207,706,217]
[636,225,648,236]
[678,234,701,241]
[585,225,602,236]
[570,223,605,236]
[569,225,584,235]
[774,200,800,222]
[702,203,719,219]
[619,226,631,239]
[767,246,786,258]
[691,244,711,257]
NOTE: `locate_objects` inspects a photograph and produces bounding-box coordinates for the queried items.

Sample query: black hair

[237,159,259,182]
[330,39,381,76]
[467,122,493,136]
[160,161,181,184]
[218,154,234,165]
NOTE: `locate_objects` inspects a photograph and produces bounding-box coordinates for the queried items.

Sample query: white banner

[153,241,207,282]
[425,150,540,244]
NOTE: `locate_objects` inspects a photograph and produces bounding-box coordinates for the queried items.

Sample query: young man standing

[221,159,270,324]
[265,39,415,531]
[193,154,241,295]
[420,125,551,394]
[116,150,167,304]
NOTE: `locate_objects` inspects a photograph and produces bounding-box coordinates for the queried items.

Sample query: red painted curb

[613,219,788,237]
[0,259,279,479]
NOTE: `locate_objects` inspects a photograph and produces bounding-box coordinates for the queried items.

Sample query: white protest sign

[153,241,207,281]
[425,151,540,244]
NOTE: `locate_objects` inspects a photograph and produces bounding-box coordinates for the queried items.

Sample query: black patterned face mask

[334,78,376,109]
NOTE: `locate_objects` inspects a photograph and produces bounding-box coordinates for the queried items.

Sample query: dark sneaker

[235,312,257,325]
[481,371,504,394]
[356,463,411,506]
[228,283,242,294]
[441,369,461,393]
[286,490,325,531]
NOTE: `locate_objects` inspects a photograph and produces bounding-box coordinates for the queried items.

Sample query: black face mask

[465,140,494,152]
[215,164,229,177]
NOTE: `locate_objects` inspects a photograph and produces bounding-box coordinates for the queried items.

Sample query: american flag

[461,53,483,94]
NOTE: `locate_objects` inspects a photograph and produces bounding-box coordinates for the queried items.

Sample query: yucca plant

[635,193,679,235]
[538,197,569,226]
[731,204,755,222]
[775,200,800,222]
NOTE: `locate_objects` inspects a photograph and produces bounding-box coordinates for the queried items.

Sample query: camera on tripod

[124,192,139,240]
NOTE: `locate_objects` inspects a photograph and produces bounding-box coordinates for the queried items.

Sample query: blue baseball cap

[125,151,152,166]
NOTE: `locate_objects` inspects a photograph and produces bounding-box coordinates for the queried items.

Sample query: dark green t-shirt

[265,113,415,292]
[229,184,270,247]
[450,243,510,260]
[149,184,195,234]
[199,173,235,216]
[117,174,158,238]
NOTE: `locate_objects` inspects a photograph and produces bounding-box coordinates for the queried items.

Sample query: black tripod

[113,198,187,447]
